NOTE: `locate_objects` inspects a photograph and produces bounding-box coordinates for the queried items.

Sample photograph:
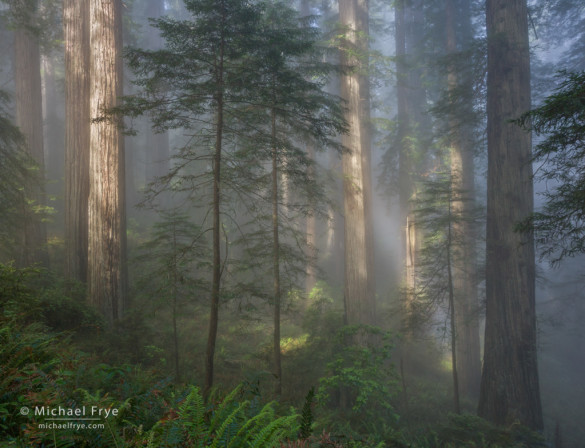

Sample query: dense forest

[0,0,584,446]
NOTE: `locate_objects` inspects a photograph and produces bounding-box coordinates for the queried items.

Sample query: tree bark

[479,0,543,430]
[446,198,461,414]
[144,0,169,185]
[14,2,49,268]
[445,0,481,403]
[305,143,317,294]
[338,0,376,328]
[42,55,63,187]
[396,0,422,335]
[64,0,90,284]
[204,17,225,396]
[88,0,127,324]
[301,0,317,298]
[271,104,282,396]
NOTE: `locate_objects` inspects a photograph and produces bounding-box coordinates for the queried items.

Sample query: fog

[1,0,584,446]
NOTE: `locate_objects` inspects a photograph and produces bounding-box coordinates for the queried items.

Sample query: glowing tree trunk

[64,0,90,283]
[338,0,376,327]
[445,0,481,403]
[88,0,127,324]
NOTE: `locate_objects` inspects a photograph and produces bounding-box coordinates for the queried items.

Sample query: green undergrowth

[0,264,547,447]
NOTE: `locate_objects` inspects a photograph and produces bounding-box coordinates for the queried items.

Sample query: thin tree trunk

[301,0,317,298]
[305,143,317,294]
[145,0,169,184]
[14,4,49,268]
[42,55,63,187]
[64,0,90,283]
[204,25,225,397]
[479,0,543,430]
[172,223,180,382]
[338,0,376,328]
[88,0,127,323]
[271,103,282,396]
[447,196,461,414]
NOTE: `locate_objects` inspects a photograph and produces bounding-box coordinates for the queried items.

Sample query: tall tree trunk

[204,25,225,397]
[271,104,282,396]
[14,2,49,268]
[42,55,63,188]
[446,197,461,414]
[479,0,543,430]
[445,0,481,403]
[396,0,423,334]
[88,0,127,324]
[301,0,317,297]
[172,224,180,382]
[338,0,376,328]
[305,143,317,294]
[64,0,90,283]
[145,0,169,185]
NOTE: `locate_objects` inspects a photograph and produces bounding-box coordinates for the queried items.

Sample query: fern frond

[179,385,207,443]
[208,383,243,434]
[249,414,298,448]
[210,400,248,448]
[229,402,277,447]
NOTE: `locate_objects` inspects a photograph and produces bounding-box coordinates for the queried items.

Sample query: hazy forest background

[1,0,584,446]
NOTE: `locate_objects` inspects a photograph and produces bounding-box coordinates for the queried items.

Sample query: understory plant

[316,325,400,443]
[142,384,299,447]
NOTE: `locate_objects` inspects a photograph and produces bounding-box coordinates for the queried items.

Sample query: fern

[208,384,243,434]
[142,384,299,448]
[210,400,248,448]
[179,385,206,443]
[248,414,298,448]
[230,402,277,447]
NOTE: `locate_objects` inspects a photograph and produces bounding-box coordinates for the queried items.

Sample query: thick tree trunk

[479,0,543,430]
[88,0,127,324]
[396,0,421,334]
[64,0,90,283]
[338,0,376,327]
[14,7,49,268]
[445,0,481,403]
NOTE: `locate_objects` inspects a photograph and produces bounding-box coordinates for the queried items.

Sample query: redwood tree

[64,0,90,284]
[13,0,48,267]
[479,0,543,430]
[88,0,127,323]
[445,0,481,403]
[338,0,376,327]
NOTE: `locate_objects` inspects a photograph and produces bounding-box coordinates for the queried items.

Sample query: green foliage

[133,210,209,379]
[316,325,400,441]
[143,384,299,447]
[0,262,41,321]
[517,70,585,264]
[425,414,547,448]
[0,263,178,446]
[0,91,29,261]
[300,387,315,439]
